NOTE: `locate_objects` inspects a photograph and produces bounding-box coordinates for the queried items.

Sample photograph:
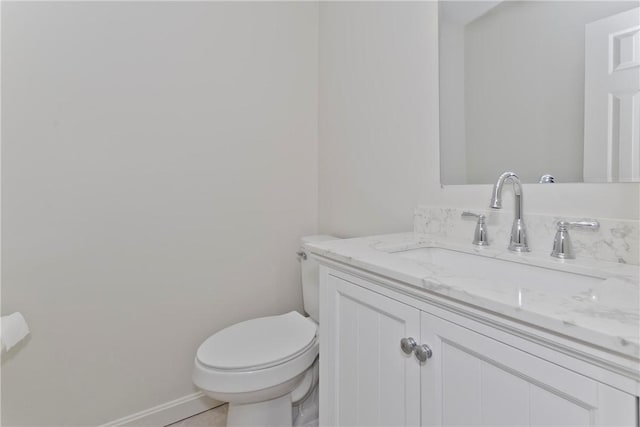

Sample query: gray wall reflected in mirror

[439,1,640,185]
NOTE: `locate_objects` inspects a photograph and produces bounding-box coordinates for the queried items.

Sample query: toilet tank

[300,235,338,322]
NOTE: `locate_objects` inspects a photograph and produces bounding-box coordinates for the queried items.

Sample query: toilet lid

[196,311,317,371]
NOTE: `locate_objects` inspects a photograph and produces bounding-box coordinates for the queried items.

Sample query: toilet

[192,235,336,427]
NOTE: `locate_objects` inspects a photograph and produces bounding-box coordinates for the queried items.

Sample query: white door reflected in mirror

[584,7,640,183]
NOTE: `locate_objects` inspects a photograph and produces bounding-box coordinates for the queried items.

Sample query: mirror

[439,1,640,185]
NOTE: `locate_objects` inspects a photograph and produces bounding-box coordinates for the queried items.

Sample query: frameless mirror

[439,1,640,185]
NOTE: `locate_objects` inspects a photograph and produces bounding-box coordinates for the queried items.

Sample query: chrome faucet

[490,171,529,252]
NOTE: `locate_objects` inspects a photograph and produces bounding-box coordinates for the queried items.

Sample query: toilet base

[227,394,292,427]
[293,380,319,427]
[223,360,319,427]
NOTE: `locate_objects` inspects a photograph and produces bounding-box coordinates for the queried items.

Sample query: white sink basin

[394,247,637,309]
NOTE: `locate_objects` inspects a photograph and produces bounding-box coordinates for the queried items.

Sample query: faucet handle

[461,211,489,246]
[557,220,600,231]
[461,211,486,220]
[551,219,599,259]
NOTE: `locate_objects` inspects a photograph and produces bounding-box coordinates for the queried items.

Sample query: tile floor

[166,404,228,427]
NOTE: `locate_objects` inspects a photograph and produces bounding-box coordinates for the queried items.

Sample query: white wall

[1,2,318,426]
[318,2,433,236]
[438,19,467,185]
[318,1,639,238]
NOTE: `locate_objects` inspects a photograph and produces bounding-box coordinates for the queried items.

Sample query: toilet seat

[193,339,319,396]
[196,311,317,372]
[193,311,319,396]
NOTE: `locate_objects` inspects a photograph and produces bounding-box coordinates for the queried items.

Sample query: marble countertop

[305,233,640,363]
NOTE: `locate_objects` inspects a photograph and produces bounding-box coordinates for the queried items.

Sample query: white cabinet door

[421,311,637,427]
[320,271,421,426]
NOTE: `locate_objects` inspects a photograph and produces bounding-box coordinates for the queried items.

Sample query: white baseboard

[99,392,221,427]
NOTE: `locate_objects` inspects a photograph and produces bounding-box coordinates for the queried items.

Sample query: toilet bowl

[192,235,336,427]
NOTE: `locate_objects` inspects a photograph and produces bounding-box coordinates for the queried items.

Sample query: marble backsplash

[414,206,640,265]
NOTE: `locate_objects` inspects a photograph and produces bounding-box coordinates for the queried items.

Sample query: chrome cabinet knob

[400,337,417,355]
[415,344,433,363]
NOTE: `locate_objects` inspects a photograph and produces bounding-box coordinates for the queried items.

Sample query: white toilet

[192,235,336,427]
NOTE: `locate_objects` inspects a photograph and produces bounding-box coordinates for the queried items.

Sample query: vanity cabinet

[420,311,635,426]
[320,269,421,426]
[320,268,638,427]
